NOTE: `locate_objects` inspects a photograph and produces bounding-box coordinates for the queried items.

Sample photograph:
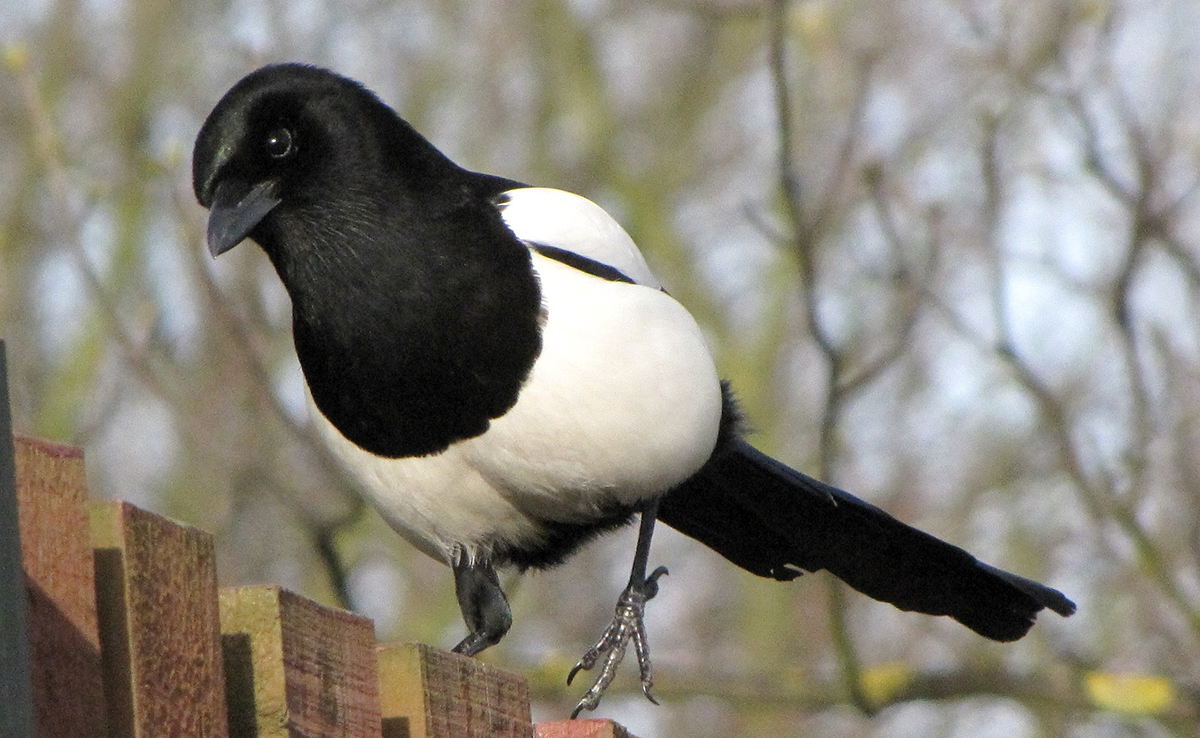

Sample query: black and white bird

[193,64,1075,716]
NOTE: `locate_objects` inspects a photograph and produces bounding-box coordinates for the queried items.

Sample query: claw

[566,662,585,686]
[570,696,594,720]
[568,569,666,717]
[643,565,669,599]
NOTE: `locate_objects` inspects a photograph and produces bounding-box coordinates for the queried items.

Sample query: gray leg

[450,548,512,657]
[568,499,667,718]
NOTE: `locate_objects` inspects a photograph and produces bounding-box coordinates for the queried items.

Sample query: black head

[193,63,458,258]
[192,64,542,459]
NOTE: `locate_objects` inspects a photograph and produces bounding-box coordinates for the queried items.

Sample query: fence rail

[0,343,634,738]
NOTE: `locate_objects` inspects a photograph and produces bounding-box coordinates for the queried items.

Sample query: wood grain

[91,501,228,738]
[15,437,105,738]
[534,720,638,738]
[376,642,533,738]
[220,585,382,738]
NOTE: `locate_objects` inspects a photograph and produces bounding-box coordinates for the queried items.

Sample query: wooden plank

[15,437,105,738]
[535,720,638,738]
[91,501,228,738]
[0,341,34,738]
[219,585,382,738]
[376,642,532,738]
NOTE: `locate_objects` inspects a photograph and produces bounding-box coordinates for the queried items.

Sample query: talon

[566,661,585,686]
[567,564,668,715]
[644,566,669,599]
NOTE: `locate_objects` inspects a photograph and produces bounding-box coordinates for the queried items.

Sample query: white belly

[311,253,723,565]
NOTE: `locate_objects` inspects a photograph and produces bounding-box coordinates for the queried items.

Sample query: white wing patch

[497,188,661,288]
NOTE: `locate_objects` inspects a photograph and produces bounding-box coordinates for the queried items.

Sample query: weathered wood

[376,642,533,738]
[220,585,382,738]
[534,720,638,738]
[91,501,228,738]
[15,437,105,738]
[0,341,34,738]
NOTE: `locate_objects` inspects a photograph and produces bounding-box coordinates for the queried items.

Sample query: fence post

[0,341,33,738]
[16,437,106,737]
[376,642,533,738]
[91,501,229,737]
[535,720,641,738]
[219,585,383,738]
[0,339,644,738]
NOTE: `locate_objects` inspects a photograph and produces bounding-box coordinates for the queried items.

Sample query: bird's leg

[568,499,668,718]
[450,546,512,657]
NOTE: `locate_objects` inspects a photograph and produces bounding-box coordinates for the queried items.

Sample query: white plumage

[496,188,661,288]
[311,187,723,564]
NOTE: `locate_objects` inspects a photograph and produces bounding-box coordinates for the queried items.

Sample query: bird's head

[193,63,428,259]
[194,64,325,257]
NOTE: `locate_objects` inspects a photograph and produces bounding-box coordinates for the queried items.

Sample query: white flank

[311,188,723,565]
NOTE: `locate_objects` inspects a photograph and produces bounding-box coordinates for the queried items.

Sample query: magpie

[193,64,1075,716]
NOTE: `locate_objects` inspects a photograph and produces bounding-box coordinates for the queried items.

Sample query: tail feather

[659,440,1075,642]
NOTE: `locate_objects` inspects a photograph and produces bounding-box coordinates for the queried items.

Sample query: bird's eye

[264,127,296,160]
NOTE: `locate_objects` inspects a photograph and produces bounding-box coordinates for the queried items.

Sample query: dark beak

[206,179,282,257]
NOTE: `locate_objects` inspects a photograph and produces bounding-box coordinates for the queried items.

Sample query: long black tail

[658,440,1075,642]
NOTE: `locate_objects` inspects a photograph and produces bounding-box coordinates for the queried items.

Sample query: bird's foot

[567,566,668,718]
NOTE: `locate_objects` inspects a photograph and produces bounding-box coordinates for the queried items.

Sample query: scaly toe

[568,571,667,716]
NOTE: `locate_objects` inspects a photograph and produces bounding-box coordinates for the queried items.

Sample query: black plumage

[196,65,543,458]
[193,63,1074,716]
[661,436,1075,642]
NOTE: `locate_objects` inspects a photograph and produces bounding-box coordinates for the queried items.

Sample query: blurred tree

[2,0,1198,735]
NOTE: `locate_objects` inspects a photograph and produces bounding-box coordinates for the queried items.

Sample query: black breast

[276,191,543,459]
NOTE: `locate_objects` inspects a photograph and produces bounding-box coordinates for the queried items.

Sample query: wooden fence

[0,346,637,738]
